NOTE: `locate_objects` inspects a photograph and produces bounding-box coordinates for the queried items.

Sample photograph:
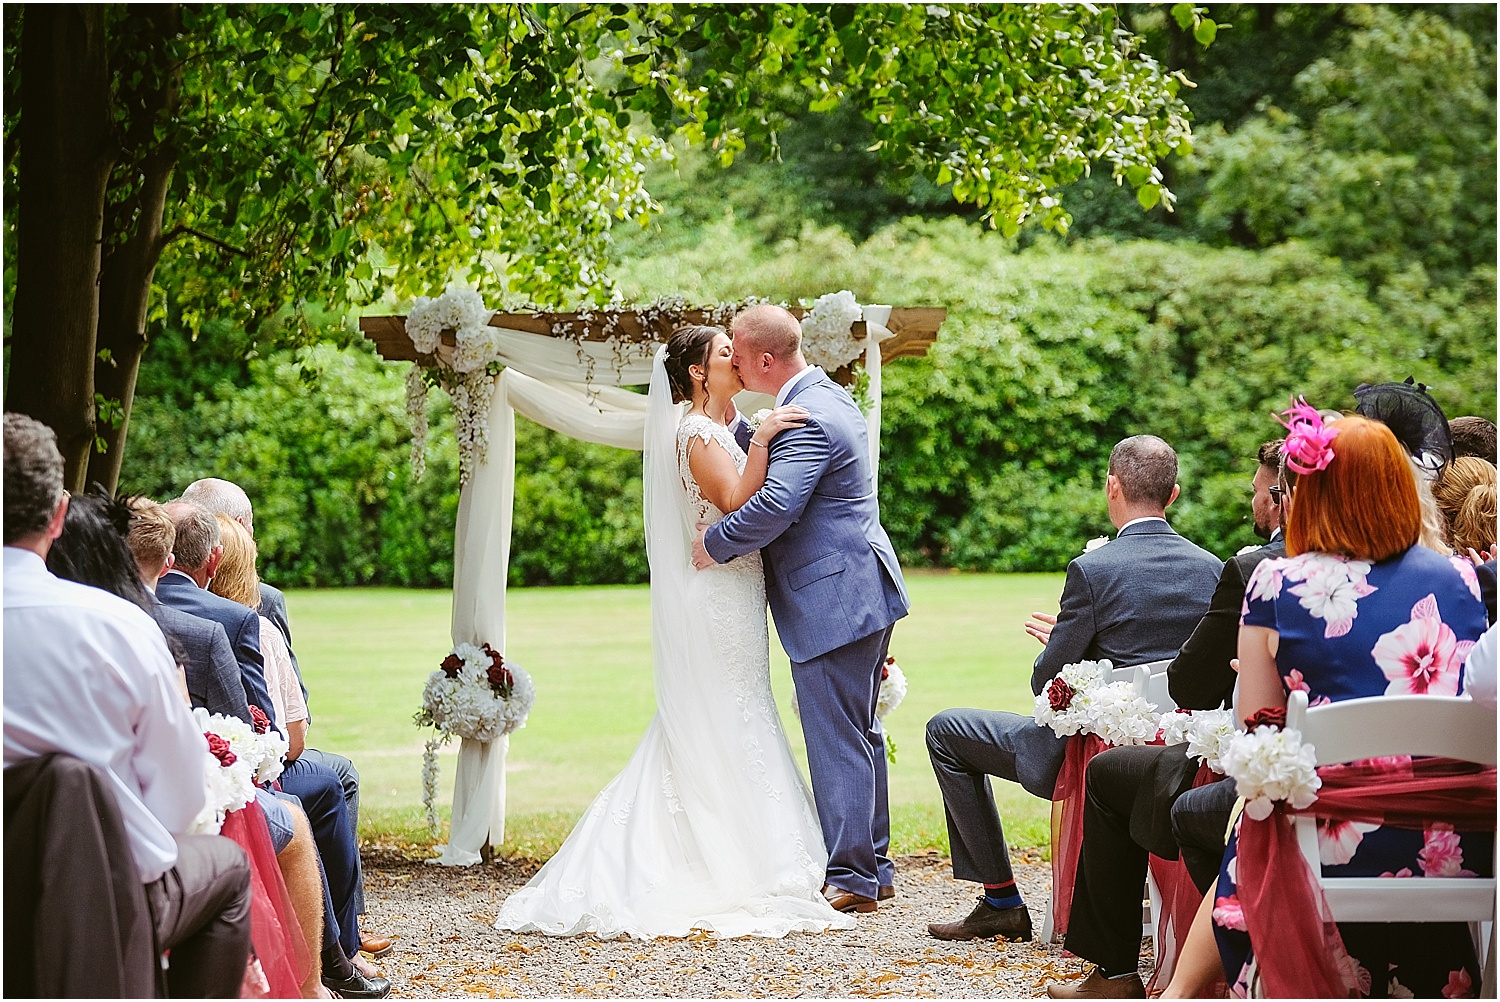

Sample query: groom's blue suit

[706,369,909,899]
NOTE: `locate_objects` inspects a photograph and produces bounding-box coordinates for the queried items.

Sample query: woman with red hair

[1209,410,1490,998]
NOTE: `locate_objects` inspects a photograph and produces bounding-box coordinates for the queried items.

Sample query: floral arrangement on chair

[1219,707,1322,819]
[415,642,537,831]
[190,708,289,835]
[1033,659,1159,747]
[1159,707,1238,774]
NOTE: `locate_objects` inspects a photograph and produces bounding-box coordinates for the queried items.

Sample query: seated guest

[925,435,1222,941]
[1432,456,1497,558]
[1353,378,1456,554]
[1045,441,1293,999]
[158,501,279,728]
[2,413,251,997]
[1449,415,1497,462]
[1196,413,1489,997]
[211,515,310,757]
[114,496,254,724]
[45,489,330,996]
[205,513,388,998]
[182,476,388,960]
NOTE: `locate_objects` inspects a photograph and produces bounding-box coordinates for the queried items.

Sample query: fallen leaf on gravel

[503,941,533,954]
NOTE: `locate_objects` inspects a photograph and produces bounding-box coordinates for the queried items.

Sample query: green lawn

[288,571,1063,858]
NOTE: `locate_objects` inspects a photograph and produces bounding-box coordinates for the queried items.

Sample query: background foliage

[121,3,1496,587]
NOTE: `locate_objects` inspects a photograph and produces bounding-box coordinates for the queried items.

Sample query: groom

[692,304,910,914]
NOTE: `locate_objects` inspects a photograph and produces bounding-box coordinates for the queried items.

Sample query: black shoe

[927,897,1033,941]
[323,969,392,999]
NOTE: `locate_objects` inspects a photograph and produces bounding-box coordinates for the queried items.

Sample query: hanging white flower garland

[403,288,873,486]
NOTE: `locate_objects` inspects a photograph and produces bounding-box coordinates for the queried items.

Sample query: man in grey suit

[692,304,910,914]
[924,435,1221,941]
[123,500,255,724]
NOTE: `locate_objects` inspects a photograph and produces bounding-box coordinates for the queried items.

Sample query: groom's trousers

[925,708,1068,886]
[790,624,896,901]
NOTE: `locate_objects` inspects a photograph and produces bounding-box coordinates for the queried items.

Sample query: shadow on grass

[362,802,1051,865]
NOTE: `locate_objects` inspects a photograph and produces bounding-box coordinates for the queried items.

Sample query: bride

[496,325,855,939]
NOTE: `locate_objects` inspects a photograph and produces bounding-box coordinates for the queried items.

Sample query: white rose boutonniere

[1084,535,1111,554]
[746,408,772,431]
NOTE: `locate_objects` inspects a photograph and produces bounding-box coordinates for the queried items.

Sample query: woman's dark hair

[663,325,723,404]
[47,488,158,615]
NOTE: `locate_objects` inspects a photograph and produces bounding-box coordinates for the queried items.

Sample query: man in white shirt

[3,413,251,997]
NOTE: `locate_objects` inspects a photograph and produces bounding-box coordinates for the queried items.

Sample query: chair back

[1145,671,1177,713]
[1287,690,1498,766]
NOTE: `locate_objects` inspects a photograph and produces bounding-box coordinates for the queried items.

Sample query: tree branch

[162,224,250,257]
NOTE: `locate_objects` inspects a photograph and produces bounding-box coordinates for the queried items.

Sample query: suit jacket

[4,754,160,998]
[1478,559,1496,625]
[1166,536,1288,711]
[151,597,253,725]
[155,571,277,731]
[1032,519,1222,695]
[703,370,909,663]
[258,582,309,708]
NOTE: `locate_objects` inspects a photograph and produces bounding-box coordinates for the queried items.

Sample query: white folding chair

[1043,663,1158,944]
[1285,689,1497,984]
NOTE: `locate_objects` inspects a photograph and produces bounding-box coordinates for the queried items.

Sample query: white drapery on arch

[431,306,895,866]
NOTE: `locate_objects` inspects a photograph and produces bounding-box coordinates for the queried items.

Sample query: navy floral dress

[1213,545,1490,999]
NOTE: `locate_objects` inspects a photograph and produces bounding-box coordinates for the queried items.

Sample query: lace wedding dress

[495,354,852,940]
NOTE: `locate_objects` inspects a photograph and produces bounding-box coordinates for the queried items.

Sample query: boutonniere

[746,408,772,431]
[1083,535,1111,554]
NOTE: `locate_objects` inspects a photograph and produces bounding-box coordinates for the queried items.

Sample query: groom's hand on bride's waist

[692,523,717,569]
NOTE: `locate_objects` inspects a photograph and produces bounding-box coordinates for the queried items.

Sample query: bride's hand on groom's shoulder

[750,405,809,448]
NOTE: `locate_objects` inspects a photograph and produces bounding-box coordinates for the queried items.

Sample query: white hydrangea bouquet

[1033,659,1159,747]
[415,642,537,831]
[403,287,502,486]
[798,290,865,371]
[1159,707,1238,774]
[792,656,907,762]
[190,708,288,835]
[1220,709,1321,820]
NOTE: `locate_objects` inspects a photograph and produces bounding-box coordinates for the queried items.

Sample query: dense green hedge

[122,222,1495,586]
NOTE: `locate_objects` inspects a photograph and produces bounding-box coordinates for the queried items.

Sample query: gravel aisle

[359,849,1140,998]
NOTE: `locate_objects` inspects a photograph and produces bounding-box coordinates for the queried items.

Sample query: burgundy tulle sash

[221,800,310,999]
[1236,757,1496,999]
[1146,763,1226,996]
[1049,733,1111,938]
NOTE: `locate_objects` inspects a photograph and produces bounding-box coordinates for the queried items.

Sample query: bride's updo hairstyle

[663,324,723,404]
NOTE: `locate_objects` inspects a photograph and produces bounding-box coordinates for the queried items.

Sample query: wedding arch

[360,298,946,865]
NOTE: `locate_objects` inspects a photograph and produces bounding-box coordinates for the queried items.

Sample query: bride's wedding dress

[495,355,852,940]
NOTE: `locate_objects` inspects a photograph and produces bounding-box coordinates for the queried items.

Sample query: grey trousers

[144,834,252,998]
[790,625,896,900]
[300,746,364,916]
[925,708,1068,885]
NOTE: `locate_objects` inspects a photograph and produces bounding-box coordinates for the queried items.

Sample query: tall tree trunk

[89,4,181,493]
[7,5,114,491]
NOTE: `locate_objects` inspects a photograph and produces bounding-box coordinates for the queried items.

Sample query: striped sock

[982,880,1023,910]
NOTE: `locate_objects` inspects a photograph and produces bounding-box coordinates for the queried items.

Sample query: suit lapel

[782,368,827,406]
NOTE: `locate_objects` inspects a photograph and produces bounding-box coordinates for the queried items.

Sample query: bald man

[693,304,910,913]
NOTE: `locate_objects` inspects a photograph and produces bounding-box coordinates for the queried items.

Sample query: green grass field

[288,572,1063,858]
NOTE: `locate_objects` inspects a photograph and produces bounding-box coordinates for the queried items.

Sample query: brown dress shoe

[1045,969,1146,999]
[877,885,895,901]
[821,883,878,913]
[359,934,394,959]
[927,897,1032,941]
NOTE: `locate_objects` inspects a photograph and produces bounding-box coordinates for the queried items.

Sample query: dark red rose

[441,653,464,678]
[1046,677,1076,712]
[882,656,896,681]
[206,732,237,768]
[487,664,513,695]
[1174,707,1192,715]
[1244,706,1288,731]
[248,705,271,735]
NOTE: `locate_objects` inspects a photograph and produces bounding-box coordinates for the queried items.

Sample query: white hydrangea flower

[799,290,864,370]
[876,660,907,720]
[1184,709,1238,774]
[1032,659,1111,737]
[1221,724,1322,819]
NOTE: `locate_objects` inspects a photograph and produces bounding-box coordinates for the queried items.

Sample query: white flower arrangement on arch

[798,290,866,371]
[415,642,537,832]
